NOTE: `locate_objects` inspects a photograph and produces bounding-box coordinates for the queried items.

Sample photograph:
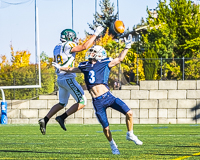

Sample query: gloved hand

[94,26,104,36]
[52,62,61,69]
[124,34,133,49]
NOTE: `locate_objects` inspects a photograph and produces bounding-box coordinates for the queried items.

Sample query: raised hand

[94,26,104,36]
[124,34,133,49]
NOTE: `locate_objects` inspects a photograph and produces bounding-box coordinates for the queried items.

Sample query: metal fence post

[161,57,162,80]
[136,54,138,85]
[183,57,184,80]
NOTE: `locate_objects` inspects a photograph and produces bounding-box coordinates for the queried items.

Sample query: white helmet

[85,45,107,61]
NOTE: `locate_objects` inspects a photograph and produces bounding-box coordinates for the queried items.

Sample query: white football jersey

[53,41,76,80]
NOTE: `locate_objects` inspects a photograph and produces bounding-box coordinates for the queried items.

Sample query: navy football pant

[92,91,130,128]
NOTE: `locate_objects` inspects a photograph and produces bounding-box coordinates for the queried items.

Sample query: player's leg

[103,126,119,155]
[66,101,85,116]
[38,103,64,135]
[38,81,69,135]
[55,101,86,131]
[93,98,120,155]
[46,103,64,119]
[111,97,143,145]
[56,78,87,130]
[126,109,133,131]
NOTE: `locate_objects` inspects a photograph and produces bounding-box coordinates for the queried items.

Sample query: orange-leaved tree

[10,44,31,68]
[0,46,56,100]
[0,55,9,68]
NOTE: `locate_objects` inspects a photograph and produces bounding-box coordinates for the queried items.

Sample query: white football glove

[52,62,61,69]
[124,34,133,49]
[94,26,104,36]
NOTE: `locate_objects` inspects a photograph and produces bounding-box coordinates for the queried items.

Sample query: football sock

[44,116,49,124]
[60,112,68,120]
[127,130,133,135]
[109,139,116,146]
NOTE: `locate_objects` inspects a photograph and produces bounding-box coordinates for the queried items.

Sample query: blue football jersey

[78,58,113,90]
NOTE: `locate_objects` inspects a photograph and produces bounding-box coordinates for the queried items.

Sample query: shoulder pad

[67,41,76,48]
[62,42,76,53]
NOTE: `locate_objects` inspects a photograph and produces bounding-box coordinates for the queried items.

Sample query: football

[113,20,125,34]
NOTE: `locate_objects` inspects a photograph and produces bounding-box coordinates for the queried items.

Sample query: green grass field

[0,124,199,159]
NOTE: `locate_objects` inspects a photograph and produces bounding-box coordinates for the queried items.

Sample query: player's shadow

[0,149,105,155]
[174,145,200,148]
[0,149,75,154]
[191,102,200,120]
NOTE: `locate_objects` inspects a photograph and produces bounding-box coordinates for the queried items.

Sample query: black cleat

[38,118,46,135]
[55,116,67,131]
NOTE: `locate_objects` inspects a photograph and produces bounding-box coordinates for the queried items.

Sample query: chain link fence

[129,58,200,83]
[1,58,200,99]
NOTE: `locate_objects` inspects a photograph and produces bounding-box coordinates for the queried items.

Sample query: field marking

[172,152,200,160]
[97,129,122,133]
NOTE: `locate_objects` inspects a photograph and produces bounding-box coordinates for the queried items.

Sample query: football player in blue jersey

[53,34,143,155]
[38,26,104,135]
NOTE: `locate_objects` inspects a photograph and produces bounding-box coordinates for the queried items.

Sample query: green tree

[143,23,177,58]
[87,0,118,38]
[184,53,200,79]
[143,48,158,80]
[40,51,50,63]
[146,0,200,58]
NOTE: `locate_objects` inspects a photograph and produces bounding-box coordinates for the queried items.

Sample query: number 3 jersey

[78,58,113,91]
[53,41,76,80]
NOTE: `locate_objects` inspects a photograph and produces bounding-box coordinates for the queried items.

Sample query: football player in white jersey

[53,34,143,155]
[38,26,104,135]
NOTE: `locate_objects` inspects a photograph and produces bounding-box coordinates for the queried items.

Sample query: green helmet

[60,29,76,42]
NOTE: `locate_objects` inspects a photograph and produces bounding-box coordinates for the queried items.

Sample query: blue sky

[0,0,161,63]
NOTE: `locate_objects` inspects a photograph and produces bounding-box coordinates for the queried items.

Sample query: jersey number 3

[89,70,95,83]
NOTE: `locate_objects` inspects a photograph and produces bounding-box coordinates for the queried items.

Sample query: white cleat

[126,134,143,145]
[110,144,120,155]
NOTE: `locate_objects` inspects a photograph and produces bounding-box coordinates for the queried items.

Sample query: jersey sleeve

[63,41,77,54]
[78,61,87,71]
[100,57,113,64]
[53,44,61,55]
[108,57,113,61]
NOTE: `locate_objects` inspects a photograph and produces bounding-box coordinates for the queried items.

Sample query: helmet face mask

[60,29,76,42]
[85,45,107,61]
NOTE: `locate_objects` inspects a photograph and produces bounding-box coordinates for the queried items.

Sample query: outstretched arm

[60,67,81,73]
[108,49,129,68]
[71,26,104,53]
[52,62,81,73]
[108,34,133,68]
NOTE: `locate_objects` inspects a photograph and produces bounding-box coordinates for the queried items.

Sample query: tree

[146,0,200,58]
[143,48,159,80]
[40,51,53,68]
[86,0,119,38]
[0,46,56,100]
[184,53,200,80]
[0,55,9,68]
[10,44,31,68]
[143,23,177,58]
